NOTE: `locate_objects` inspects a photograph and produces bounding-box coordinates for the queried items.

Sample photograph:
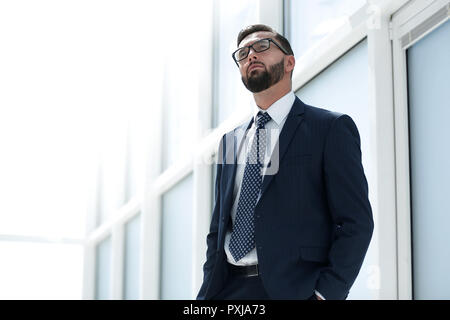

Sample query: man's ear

[285,55,295,73]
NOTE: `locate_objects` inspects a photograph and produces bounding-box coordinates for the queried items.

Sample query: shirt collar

[252,91,295,127]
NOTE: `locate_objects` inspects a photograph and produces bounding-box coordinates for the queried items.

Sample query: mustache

[247,62,265,74]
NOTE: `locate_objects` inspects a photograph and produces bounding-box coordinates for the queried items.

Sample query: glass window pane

[296,39,376,299]
[213,0,259,127]
[123,213,141,300]
[286,0,366,58]
[0,241,83,299]
[95,236,112,300]
[407,20,450,300]
[160,174,193,299]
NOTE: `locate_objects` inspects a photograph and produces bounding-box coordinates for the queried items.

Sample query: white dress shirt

[224,91,295,266]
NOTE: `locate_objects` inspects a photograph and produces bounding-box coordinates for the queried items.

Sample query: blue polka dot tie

[229,111,272,262]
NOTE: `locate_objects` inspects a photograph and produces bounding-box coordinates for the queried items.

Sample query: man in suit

[197,24,374,300]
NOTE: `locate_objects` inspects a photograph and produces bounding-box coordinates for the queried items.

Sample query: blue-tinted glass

[407,20,450,300]
[95,236,112,300]
[160,174,194,299]
[123,213,141,300]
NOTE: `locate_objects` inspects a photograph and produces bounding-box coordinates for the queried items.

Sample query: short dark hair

[236,24,294,56]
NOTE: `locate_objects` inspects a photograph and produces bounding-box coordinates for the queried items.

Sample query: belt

[228,263,260,277]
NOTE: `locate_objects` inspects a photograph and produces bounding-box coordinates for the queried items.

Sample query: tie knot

[256,111,271,129]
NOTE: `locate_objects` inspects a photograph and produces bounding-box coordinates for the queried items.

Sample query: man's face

[237,31,287,93]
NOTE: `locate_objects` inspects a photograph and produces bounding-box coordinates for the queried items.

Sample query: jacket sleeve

[317,114,374,300]
[196,135,224,300]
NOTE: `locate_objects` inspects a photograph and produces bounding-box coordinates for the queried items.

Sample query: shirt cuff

[314,290,326,300]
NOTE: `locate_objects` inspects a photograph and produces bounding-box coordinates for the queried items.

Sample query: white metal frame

[391,0,450,300]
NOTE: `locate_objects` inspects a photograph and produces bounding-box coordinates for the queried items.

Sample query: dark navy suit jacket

[197,96,374,300]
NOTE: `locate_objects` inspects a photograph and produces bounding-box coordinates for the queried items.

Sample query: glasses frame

[232,38,289,66]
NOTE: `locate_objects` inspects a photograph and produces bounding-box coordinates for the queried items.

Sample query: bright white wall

[0,0,164,299]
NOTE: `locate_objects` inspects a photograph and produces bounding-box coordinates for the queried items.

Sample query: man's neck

[253,80,292,110]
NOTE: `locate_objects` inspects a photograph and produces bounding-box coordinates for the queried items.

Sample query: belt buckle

[248,264,259,277]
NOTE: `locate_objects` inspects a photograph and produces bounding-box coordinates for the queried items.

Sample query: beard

[242,58,285,93]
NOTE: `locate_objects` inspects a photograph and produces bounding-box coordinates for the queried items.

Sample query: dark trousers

[211,267,270,300]
[210,265,319,300]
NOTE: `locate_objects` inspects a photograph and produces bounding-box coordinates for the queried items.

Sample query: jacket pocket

[299,246,329,262]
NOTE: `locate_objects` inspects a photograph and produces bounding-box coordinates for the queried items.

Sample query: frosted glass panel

[213,0,258,127]
[95,236,112,300]
[123,214,141,300]
[296,39,376,299]
[407,20,450,300]
[160,174,194,299]
[286,0,366,57]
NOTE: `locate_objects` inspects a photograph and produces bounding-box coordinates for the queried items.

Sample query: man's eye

[238,49,247,59]
[254,42,269,51]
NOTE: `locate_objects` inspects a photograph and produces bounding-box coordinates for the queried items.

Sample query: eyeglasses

[232,38,289,65]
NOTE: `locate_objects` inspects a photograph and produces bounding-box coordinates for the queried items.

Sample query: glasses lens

[253,39,270,52]
[235,48,249,61]
[233,39,272,63]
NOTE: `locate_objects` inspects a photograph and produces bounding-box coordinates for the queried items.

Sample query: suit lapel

[258,97,305,201]
[221,96,305,212]
[222,118,253,216]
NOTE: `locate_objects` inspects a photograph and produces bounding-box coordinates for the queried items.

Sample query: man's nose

[247,47,259,61]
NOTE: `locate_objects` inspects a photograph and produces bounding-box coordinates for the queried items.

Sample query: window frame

[391,0,450,300]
